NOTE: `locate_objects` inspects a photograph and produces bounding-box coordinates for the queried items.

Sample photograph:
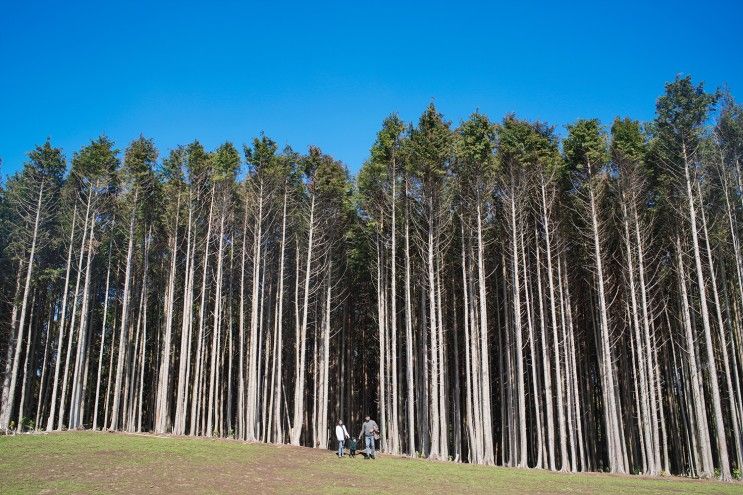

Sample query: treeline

[1,76,742,480]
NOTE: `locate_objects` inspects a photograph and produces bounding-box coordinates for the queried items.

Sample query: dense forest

[1,76,743,480]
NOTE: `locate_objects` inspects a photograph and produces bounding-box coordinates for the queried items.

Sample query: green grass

[0,432,739,494]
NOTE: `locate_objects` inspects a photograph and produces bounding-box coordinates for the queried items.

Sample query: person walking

[335,420,350,457]
[358,415,379,459]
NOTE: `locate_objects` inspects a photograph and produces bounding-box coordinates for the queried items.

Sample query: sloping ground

[0,432,739,494]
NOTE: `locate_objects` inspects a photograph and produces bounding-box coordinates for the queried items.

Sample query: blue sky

[1,0,741,176]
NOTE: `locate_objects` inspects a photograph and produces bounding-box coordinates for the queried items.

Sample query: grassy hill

[0,432,739,494]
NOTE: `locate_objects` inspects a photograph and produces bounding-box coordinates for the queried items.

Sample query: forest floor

[0,431,740,494]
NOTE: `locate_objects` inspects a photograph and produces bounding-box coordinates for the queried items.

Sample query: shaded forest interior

[1,76,743,481]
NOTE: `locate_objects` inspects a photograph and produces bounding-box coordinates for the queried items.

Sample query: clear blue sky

[1,0,741,176]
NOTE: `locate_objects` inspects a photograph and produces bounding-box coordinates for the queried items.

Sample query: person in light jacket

[335,420,350,457]
[358,415,379,459]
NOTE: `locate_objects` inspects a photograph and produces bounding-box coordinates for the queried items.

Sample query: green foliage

[356,158,387,211]
[185,140,211,186]
[454,112,497,191]
[358,113,406,217]
[26,139,66,183]
[563,118,607,175]
[162,146,186,187]
[71,136,119,182]
[497,115,562,178]
[652,75,718,166]
[407,103,453,183]
[123,136,158,189]
[370,114,405,166]
[313,149,351,207]
[211,142,240,183]
[610,117,646,167]
[717,92,743,161]
[457,112,496,166]
[244,133,278,175]
[121,136,161,229]
[4,140,66,263]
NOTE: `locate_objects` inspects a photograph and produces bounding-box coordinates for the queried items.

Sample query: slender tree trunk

[0,181,45,430]
[697,182,740,477]
[16,292,37,431]
[207,198,227,436]
[92,243,113,430]
[509,191,527,468]
[155,194,180,433]
[676,235,714,477]
[541,181,559,470]
[427,196,440,459]
[682,146,731,480]
[174,200,194,435]
[522,228,544,468]
[247,183,265,441]
[390,159,400,454]
[69,213,97,428]
[35,305,54,430]
[110,191,138,431]
[191,186,216,435]
[46,205,77,431]
[476,203,495,464]
[404,180,416,455]
[291,194,315,445]
[588,167,624,474]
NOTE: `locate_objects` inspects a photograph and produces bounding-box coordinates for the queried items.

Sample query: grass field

[0,432,740,494]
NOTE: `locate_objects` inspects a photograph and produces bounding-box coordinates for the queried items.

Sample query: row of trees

[1,76,742,480]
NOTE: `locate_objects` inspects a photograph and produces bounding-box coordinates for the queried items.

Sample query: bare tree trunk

[682,146,731,480]
[35,305,53,430]
[676,235,714,477]
[273,189,288,443]
[404,181,416,455]
[291,194,315,445]
[436,248,448,460]
[59,186,94,429]
[110,193,138,431]
[588,168,624,474]
[461,228,476,462]
[698,182,740,476]
[541,181,559,470]
[562,254,585,471]
[46,205,77,431]
[155,194,180,433]
[476,203,495,464]
[16,292,37,431]
[427,197,441,459]
[621,198,655,474]
[509,191,527,468]
[93,244,113,430]
[174,200,194,435]
[390,161,400,455]
[207,200,227,436]
[0,181,45,430]
[246,183,265,441]
[69,213,97,428]
[522,228,544,468]
[190,186,216,436]
[377,230,387,452]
